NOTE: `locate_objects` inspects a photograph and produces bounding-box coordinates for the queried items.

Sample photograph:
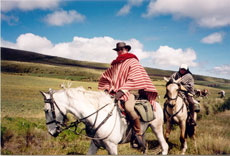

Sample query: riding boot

[190,109,197,126]
[187,95,197,126]
[133,118,146,151]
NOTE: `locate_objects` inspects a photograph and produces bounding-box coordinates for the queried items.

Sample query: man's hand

[115,90,124,100]
[180,85,187,91]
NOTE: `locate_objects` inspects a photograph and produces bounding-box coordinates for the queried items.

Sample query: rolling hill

[1,47,230,88]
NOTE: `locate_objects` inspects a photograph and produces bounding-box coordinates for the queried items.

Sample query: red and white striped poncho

[98,53,158,110]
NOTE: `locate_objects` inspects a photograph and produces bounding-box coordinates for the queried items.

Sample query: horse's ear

[40,91,48,99]
[164,77,169,82]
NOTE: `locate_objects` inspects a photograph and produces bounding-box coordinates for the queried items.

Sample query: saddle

[180,93,200,113]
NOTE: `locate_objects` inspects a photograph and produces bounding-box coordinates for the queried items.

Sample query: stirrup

[190,118,197,126]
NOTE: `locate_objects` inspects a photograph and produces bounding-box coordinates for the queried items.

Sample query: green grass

[1,73,99,118]
[1,73,230,154]
[1,60,104,81]
[195,110,230,154]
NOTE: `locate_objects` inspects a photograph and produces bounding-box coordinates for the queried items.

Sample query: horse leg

[164,120,171,143]
[150,123,168,155]
[104,141,118,155]
[191,119,197,153]
[180,121,187,155]
[87,140,99,155]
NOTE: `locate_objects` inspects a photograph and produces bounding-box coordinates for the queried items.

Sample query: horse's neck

[64,88,130,142]
[66,89,114,123]
[69,97,99,120]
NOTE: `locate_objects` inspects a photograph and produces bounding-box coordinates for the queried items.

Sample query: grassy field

[1,73,230,155]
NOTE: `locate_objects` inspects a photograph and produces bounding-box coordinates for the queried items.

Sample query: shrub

[218,98,230,112]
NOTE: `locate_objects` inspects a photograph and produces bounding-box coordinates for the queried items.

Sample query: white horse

[40,86,168,155]
[164,77,196,154]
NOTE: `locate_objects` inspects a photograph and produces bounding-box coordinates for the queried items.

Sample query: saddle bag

[134,100,155,122]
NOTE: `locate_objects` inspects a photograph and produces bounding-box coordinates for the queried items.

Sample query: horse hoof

[141,148,146,154]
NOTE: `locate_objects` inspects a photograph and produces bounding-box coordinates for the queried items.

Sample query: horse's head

[40,89,68,137]
[164,77,181,106]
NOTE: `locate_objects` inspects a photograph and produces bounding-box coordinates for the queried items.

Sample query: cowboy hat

[113,42,131,51]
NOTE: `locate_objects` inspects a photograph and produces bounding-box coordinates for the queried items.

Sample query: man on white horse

[164,64,197,126]
[98,42,158,150]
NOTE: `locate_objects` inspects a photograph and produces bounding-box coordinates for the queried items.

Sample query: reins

[44,90,118,140]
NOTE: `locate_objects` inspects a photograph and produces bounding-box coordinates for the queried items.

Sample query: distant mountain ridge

[1,47,109,70]
[1,47,230,87]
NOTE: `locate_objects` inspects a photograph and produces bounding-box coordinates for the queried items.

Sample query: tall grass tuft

[218,97,230,112]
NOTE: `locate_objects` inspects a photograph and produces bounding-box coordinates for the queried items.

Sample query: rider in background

[98,42,158,149]
[165,64,197,126]
[218,90,225,98]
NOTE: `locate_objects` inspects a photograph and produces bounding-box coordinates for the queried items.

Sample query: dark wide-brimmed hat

[113,42,131,51]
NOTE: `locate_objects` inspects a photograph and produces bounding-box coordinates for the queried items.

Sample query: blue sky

[1,0,230,79]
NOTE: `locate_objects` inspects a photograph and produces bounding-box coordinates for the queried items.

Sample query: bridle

[43,90,117,140]
[165,82,185,120]
[44,91,68,127]
[166,82,180,108]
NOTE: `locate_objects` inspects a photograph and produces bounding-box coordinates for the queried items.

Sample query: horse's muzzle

[50,131,59,137]
[49,127,61,137]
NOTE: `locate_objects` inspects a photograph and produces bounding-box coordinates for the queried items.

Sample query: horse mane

[64,86,114,110]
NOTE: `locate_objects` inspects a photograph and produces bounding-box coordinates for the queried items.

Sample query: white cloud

[44,10,85,26]
[1,33,148,63]
[201,32,224,44]
[1,14,19,25]
[1,0,60,12]
[1,38,17,48]
[211,65,230,79]
[143,0,230,28]
[117,5,131,16]
[150,46,198,68]
[16,33,53,52]
[117,0,144,16]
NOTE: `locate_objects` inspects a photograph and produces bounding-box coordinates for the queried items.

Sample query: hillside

[1,47,109,70]
[1,47,230,88]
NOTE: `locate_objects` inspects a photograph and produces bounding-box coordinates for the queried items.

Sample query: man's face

[179,68,186,75]
[116,48,128,56]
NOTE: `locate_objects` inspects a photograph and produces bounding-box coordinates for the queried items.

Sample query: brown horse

[164,77,196,154]
[194,89,201,97]
[195,89,208,98]
[201,89,208,97]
